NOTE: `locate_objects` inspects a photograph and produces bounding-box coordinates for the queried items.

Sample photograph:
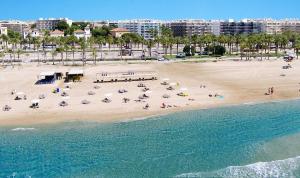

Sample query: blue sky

[2,0,299,20]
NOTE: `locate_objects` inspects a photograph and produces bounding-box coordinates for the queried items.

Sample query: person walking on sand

[271,87,274,95]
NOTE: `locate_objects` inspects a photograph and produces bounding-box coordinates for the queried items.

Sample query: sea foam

[175,156,300,178]
[11,128,36,131]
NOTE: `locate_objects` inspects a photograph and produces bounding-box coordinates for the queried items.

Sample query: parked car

[176,53,186,58]
[158,57,165,61]
[198,51,208,55]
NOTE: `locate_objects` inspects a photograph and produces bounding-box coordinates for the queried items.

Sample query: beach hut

[36,71,63,85]
[65,69,84,82]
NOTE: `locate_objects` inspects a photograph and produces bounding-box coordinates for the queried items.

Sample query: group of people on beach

[266,87,275,95]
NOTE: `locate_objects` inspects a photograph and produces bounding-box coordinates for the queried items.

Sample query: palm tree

[115,37,124,60]
[146,39,155,57]
[66,35,77,65]
[295,39,300,59]
[56,47,64,65]
[42,30,50,63]
[168,37,175,56]
[32,37,41,64]
[51,49,58,65]
[0,51,5,66]
[56,37,65,65]
[96,36,105,61]
[16,49,23,62]
[174,37,182,55]
[79,38,87,65]
[88,37,97,65]
[0,34,9,50]
[106,36,113,51]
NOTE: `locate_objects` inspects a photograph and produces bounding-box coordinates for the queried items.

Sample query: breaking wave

[11,128,36,131]
[175,156,300,178]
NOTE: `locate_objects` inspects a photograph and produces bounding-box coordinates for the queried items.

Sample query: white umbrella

[162,78,170,81]
[31,99,40,103]
[16,92,24,96]
[180,87,188,91]
[63,88,70,91]
[170,83,176,86]
[145,91,153,94]
[105,93,113,97]
[62,96,70,100]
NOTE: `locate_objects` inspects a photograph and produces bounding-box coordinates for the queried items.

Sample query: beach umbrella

[88,91,96,95]
[180,87,188,91]
[81,99,91,104]
[59,101,68,107]
[62,96,70,100]
[63,88,70,91]
[39,94,46,99]
[105,93,113,97]
[16,92,24,96]
[162,78,170,81]
[170,83,176,86]
[31,99,40,104]
[162,94,170,98]
[145,91,152,94]
[94,85,100,89]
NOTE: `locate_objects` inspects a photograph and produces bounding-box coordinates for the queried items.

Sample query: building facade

[167,20,212,37]
[0,21,28,34]
[0,26,8,36]
[114,20,162,40]
[74,25,91,40]
[219,19,263,35]
[36,18,72,31]
[110,28,129,38]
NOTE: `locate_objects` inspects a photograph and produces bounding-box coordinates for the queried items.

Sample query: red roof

[111,28,129,32]
[74,29,84,34]
[50,30,64,35]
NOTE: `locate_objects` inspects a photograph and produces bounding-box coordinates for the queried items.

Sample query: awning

[40,71,55,77]
[68,69,84,75]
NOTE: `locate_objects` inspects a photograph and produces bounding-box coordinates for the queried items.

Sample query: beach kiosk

[65,69,84,82]
[96,70,157,83]
[36,71,63,84]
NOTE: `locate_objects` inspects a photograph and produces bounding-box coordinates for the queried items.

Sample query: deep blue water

[2,100,300,177]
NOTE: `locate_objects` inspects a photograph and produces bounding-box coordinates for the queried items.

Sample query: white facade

[0,26,8,36]
[116,20,162,39]
[36,18,72,31]
[23,28,41,38]
[74,25,91,40]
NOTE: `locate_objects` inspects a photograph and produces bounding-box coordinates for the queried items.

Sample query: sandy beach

[1,58,300,126]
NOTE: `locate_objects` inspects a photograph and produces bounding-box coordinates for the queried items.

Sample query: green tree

[56,21,69,31]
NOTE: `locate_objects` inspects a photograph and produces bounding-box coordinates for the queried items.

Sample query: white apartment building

[166,19,212,37]
[0,20,28,34]
[115,19,162,39]
[259,19,282,34]
[36,18,73,31]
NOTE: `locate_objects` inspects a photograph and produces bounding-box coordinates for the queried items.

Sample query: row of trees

[1,25,300,66]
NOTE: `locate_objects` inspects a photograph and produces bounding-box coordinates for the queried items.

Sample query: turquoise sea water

[2,100,300,177]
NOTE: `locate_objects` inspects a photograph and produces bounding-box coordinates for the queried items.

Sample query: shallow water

[1,100,300,177]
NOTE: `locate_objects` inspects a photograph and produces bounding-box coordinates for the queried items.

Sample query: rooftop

[110,28,129,32]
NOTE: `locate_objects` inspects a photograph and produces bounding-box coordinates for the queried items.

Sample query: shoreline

[1,96,300,127]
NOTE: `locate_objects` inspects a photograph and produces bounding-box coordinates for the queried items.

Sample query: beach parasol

[105,93,113,97]
[145,91,152,94]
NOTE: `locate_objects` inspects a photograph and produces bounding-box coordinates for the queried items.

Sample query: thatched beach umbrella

[81,99,91,104]
[59,101,68,107]
[88,91,96,95]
